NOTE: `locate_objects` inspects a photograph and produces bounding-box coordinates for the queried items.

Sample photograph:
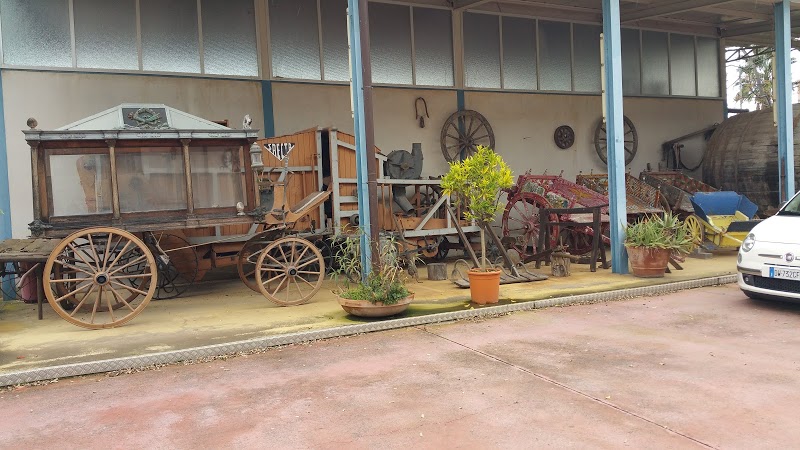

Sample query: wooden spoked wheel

[255,237,325,306]
[43,227,157,329]
[501,191,558,260]
[684,215,705,250]
[440,110,495,162]
[237,228,285,292]
[594,115,638,166]
[142,232,199,300]
[560,227,596,256]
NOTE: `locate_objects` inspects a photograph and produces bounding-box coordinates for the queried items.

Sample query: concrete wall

[2,70,263,237]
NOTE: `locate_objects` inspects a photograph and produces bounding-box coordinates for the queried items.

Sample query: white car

[738,190,800,302]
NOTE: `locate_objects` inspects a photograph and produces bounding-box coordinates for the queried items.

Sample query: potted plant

[441,145,514,304]
[331,231,415,317]
[625,212,693,278]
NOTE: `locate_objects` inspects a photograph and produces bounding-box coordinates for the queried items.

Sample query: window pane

[270,0,320,80]
[413,7,453,87]
[49,154,113,216]
[642,30,669,95]
[117,149,187,213]
[74,0,137,70]
[464,13,500,89]
[622,28,641,95]
[502,16,536,90]
[539,21,571,91]
[202,0,258,77]
[1,0,71,67]
[191,147,247,209]
[670,34,696,96]
[321,0,349,82]
[140,0,200,73]
[573,24,601,92]
[697,37,720,97]
[369,3,412,84]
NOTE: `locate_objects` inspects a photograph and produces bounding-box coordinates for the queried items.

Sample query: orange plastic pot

[468,269,502,304]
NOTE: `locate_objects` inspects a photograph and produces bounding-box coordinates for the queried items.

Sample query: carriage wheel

[143,232,199,300]
[255,237,325,306]
[594,116,638,166]
[501,191,558,260]
[560,227,595,256]
[684,215,705,250]
[440,110,495,162]
[43,227,157,329]
[237,229,284,292]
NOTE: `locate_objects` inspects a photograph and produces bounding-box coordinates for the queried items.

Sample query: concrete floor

[0,254,737,375]
[1,283,797,449]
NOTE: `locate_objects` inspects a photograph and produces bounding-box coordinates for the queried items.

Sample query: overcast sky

[725,49,800,111]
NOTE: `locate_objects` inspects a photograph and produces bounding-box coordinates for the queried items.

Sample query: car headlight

[741,233,756,252]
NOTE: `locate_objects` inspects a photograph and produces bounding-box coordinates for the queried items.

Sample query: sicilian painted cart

[575,173,668,216]
[9,104,329,329]
[639,171,717,215]
[684,192,760,250]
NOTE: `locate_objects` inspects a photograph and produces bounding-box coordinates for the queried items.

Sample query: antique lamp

[249,141,264,170]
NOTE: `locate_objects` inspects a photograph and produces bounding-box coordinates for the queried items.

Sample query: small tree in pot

[441,145,513,304]
[625,212,693,277]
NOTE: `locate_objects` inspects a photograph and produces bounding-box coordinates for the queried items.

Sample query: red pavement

[2,283,799,449]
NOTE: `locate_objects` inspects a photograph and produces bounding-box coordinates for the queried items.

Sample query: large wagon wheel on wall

[440,110,495,162]
[43,227,157,329]
[142,232,199,300]
[594,116,638,166]
[255,236,325,306]
[501,191,559,260]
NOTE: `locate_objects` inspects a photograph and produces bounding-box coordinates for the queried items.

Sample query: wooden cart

[16,104,329,329]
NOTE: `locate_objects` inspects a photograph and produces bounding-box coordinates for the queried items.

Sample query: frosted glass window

[140,0,200,73]
[369,3,412,85]
[573,24,601,92]
[502,17,536,90]
[621,28,641,95]
[642,31,669,95]
[321,0,349,82]
[74,0,137,70]
[202,0,259,77]
[464,13,500,89]
[49,154,113,216]
[270,0,320,80]
[1,0,71,67]
[191,147,247,209]
[117,149,187,213]
[670,34,696,96]
[413,8,453,87]
[696,37,720,97]
[539,21,571,91]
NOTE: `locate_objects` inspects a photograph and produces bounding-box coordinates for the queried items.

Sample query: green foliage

[331,230,412,305]
[625,212,693,253]
[441,146,514,225]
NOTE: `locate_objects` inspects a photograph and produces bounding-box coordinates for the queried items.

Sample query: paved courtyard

[2,283,798,449]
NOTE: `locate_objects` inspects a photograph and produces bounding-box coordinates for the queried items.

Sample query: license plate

[764,266,800,280]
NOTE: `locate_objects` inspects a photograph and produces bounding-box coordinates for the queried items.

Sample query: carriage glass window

[48,153,113,216]
[116,148,187,213]
[190,146,246,209]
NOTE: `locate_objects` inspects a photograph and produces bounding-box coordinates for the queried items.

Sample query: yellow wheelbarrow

[684,192,760,250]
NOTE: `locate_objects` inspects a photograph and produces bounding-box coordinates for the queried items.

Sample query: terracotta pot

[626,245,671,278]
[468,269,502,304]
[337,294,414,318]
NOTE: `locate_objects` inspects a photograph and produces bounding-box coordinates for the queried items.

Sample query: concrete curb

[0,275,737,387]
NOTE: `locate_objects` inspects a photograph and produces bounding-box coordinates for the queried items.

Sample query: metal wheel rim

[594,116,638,166]
[43,227,157,329]
[440,110,495,162]
[255,237,325,306]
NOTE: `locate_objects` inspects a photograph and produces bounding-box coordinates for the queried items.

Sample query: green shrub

[625,212,693,253]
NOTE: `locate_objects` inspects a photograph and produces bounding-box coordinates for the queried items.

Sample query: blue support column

[775,1,795,202]
[347,0,372,279]
[260,80,275,138]
[602,0,628,274]
[0,70,14,299]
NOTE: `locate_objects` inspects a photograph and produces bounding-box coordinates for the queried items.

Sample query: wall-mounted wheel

[594,116,638,166]
[255,236,325,306]
[440,110,495,162]
[501,191,558,260]
[43,227,157,329]
[142,232,199,300]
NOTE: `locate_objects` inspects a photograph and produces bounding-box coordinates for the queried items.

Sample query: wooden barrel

[703,105,800,215]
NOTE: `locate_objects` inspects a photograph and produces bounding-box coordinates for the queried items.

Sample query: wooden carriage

[18,104,329,329]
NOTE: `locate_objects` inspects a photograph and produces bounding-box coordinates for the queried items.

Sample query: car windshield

[778,192,800,216]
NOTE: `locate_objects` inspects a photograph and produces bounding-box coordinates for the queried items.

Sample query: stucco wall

[2,70,263,237]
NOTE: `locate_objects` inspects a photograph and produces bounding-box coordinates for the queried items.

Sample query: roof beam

[622,0,736,23]
[453,0,493,11]
[722,14,800,37]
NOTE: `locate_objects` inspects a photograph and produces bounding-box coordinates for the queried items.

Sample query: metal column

[775,1,795,202]
[602,0,628,274]
[0,70,13,298]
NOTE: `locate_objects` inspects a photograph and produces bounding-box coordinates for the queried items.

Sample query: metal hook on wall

[415,97,429,128]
